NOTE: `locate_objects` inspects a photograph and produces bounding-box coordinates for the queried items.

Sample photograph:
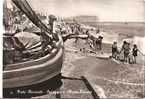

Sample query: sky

[6,0,145,22]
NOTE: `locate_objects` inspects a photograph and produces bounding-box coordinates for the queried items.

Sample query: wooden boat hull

[3,35,64,88]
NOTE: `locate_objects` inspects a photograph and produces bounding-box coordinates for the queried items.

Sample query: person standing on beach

[112,42,118,59]
[97,36,103,50]
[120,41,130,62]
[125,43,130,62]
[132,44,138,64]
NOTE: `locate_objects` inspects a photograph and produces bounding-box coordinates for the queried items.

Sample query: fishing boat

[3,0,64,88]
[3,36,64,88]
[3,0,89,88]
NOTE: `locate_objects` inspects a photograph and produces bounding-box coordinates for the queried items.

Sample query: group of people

[68,23,104,51]
[69,23,141,64]
[112,41,140,64]
[88,34,103,51]
[65,23,143,65]
[94,35,103,50]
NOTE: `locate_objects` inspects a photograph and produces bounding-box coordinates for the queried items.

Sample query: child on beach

[112,42,118,59]
[132,44,138,64]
